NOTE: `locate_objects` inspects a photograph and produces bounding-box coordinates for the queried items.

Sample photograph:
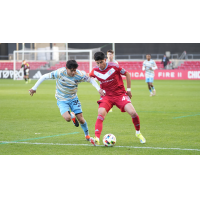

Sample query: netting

[13,49,95,80]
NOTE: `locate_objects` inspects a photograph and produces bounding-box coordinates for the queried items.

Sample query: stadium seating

[47,61,166,71]
[1,61,200,71]
[175,61,200,70]
[0,62,48,70]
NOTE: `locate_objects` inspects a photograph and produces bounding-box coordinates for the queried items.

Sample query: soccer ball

[103,134,116,147]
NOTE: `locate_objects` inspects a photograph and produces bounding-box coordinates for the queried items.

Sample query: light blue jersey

[106,59,118,64]
[142,59,157,78]
[47,67,89,101]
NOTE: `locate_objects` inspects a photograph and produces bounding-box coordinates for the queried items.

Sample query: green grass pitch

[0,79,200,155]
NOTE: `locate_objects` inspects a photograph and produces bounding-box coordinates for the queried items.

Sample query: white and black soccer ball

[103,134,116,147]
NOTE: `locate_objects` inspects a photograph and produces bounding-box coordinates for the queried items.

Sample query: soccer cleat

[136,133,146,144]
[71,112,79,127]
[153,89,156,96]
[85,135,91,141]
[90,137,100,146]
[150,93,153,97]
[28,79,31,83]
[25,81,28,84]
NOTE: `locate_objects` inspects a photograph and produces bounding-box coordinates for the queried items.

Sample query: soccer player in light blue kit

[142,54,158,96]
[29,60,103,141]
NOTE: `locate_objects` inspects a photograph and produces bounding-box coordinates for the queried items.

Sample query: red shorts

[97,93,131,113]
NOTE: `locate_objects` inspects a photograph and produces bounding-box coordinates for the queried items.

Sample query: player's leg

[90,96,112,146]
[57,100,79,126]
[115,95,146,143]
[150,78,156,95]
[146,77,152,96]
[62,111,72,122]
[124,103,146,144]
[95,107,107,138]
[76,113,90,141]
[26,69,31,83]
[148,82,153,96]
[70,97,91,140]
[24,71,27,83]
[90,105,109,146]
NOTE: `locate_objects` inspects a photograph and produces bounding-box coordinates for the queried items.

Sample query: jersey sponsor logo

[100,79,114,84]
[94,68,115,80]
[33,71,42,79]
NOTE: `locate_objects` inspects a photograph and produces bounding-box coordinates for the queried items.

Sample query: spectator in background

[161,55,170,69]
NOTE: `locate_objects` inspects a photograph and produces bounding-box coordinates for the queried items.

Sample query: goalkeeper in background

[21,60,31,84]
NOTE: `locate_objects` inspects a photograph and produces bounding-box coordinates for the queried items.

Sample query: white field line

[0,141,200,152]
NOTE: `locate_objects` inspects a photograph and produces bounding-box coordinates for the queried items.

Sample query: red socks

[95,115,104,138]
[132,114,140,131]
[94,114,139,139]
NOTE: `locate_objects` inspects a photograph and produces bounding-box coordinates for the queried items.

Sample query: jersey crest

[94,68,115,80]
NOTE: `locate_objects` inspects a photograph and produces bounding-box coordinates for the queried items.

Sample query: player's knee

[63,116,71,122]
[78,117,85,124]
[130,111,137,117]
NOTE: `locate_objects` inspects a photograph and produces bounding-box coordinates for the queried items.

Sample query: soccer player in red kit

[89,51,146,146]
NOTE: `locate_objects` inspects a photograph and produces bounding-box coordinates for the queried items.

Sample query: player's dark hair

[146,54,151,56]
[66,60,78,69]
[94,51,105,61]
[107,49,114,54]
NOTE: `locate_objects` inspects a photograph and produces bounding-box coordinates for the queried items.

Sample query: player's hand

[29,89,36,97]
[126,91,132,99]
[149,67,152,70]
[99,89,105,96]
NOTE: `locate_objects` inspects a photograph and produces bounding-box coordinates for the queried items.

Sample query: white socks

[136,131,140,134]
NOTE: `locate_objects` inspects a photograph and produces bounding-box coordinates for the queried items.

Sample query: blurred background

[0,43,200,80]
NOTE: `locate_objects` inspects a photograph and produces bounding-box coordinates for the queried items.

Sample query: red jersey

[89,62,127,97]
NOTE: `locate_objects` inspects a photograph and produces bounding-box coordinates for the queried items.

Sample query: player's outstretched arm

[28,74,50,97]
[124,72,132,99]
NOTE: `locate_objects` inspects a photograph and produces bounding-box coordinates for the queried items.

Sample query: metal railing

[186,54,200,59]
[0,55,9,60]
[7,53,200,61]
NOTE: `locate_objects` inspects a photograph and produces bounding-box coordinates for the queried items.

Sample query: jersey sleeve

[116,64,127,75]
[142,61,146,71]
[152,61,158,70]
[89,68,96,78]
[78,70,91,83]
[47,69,60,79]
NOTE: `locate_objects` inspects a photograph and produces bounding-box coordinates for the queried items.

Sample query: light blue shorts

[145,77,154,83]
[57,96,82,116]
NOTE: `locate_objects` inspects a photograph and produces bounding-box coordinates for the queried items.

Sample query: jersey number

[122,96,131,101]
[73,100,81,107]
